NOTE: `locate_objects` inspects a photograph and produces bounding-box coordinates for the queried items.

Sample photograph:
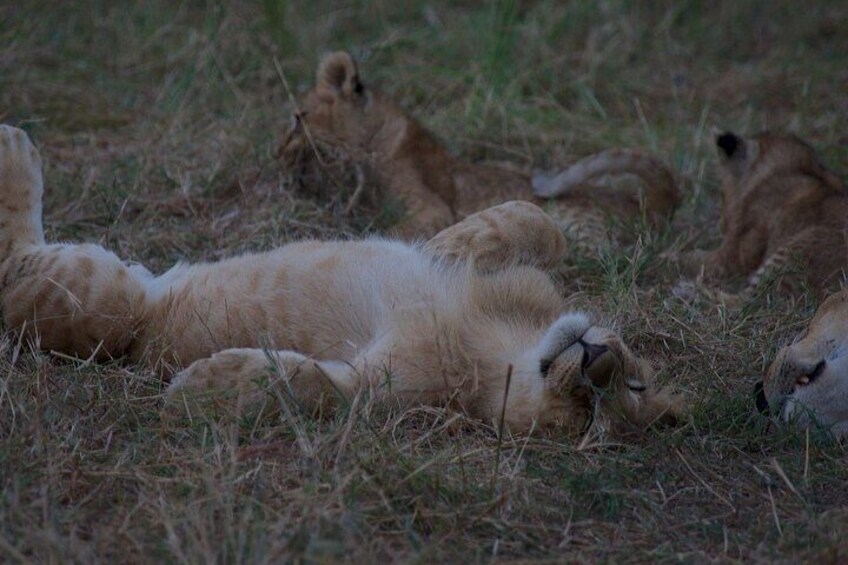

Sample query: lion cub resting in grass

[758,288,848,439]
[680,131,847,302]
[0,125,680,436]
[281,51,681,248]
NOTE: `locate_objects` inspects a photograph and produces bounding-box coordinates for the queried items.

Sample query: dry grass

[2,0,848,562]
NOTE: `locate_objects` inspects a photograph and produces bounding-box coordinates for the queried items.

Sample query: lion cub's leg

[425,201,568,271]
[0,125,46,251]
[391,186,456,239]
[165,348,358,416]
[0,126,147,359]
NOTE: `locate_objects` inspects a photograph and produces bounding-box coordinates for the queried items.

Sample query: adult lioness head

[759,289,848,438]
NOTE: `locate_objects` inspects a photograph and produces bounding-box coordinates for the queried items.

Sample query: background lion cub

[0,125,680,437]
[281,51,681,249]
[681,131,847,300]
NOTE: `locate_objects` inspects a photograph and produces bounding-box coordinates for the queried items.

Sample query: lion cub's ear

[716,131,758,177]
[317,51,366,98]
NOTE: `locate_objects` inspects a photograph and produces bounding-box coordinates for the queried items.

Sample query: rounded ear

[317,51,365,97]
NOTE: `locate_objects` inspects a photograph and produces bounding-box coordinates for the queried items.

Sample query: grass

[2,0,848,561]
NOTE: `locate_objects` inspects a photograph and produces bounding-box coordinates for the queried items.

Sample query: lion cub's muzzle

[580,339,614,385]
[541,331,617,391]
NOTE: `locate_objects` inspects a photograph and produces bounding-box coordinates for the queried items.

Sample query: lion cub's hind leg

[166,349,357,417]
[425,201,568,271]
[0,125,46,251]
[0,126,147,359]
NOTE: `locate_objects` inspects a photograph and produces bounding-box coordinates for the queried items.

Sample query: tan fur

[281,51,681,246]
[0,125,681,437]
[762,288,848,438]
[681,131,847,299]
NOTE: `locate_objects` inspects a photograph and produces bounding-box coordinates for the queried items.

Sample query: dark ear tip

[716,132,740,157]
[753,380,769,414]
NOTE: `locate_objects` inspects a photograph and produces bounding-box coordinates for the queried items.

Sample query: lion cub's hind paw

[0,125,43,191]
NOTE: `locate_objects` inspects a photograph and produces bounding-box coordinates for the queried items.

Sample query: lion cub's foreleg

[425,201,568,271]
[165,348,358,416]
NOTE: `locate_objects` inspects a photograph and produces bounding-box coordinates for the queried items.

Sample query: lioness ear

[317,51,365,97]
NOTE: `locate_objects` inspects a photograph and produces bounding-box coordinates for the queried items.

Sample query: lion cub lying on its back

[282,51,681,248]
[681,131,847,300]
[0,125,681,436]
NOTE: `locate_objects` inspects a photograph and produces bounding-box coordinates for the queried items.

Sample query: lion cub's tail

[532,149,681,218]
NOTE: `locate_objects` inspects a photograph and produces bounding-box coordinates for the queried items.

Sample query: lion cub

[681,131,847,300]
[282,51,681,248]
[0,125,680,437]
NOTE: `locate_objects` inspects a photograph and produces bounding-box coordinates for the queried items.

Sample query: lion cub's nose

[580,340,609,369]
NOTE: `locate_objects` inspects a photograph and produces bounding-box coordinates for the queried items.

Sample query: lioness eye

[797,360,826,386]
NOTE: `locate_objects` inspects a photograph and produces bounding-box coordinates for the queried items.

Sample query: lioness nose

[580,341,609,369]
[753,380,769,414]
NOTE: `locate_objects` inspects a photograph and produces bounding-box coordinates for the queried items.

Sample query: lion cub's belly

[140,239,449,369]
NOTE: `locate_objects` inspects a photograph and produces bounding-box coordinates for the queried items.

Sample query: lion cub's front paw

[164,349,338,418]
[0,125,44,196]
[166,349,302,410]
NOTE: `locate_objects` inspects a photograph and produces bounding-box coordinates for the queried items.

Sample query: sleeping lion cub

[681,131,847,300]
[281,51,681,247]
[0,125,680,436]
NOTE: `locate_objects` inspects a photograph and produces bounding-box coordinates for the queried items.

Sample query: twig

[770,458,804,504]
[803,427,810,482]
[272,56,327,166]
[676,449,736,511]
[767,485,783,537]
[489,364,513,498]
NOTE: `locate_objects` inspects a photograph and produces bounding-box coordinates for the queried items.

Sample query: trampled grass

[1,1,848,561]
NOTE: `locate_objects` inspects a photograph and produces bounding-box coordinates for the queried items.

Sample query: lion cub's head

[282,51,406,161]
[537,314,683,436]
[715,131,843,235]
[759,289,848,439]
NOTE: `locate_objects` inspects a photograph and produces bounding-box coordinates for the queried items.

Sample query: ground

[2,1,848,562]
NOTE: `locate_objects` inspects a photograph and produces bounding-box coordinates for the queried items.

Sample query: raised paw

[0,125,44,199]
[0,125,45,249]
[425,201,568,271]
